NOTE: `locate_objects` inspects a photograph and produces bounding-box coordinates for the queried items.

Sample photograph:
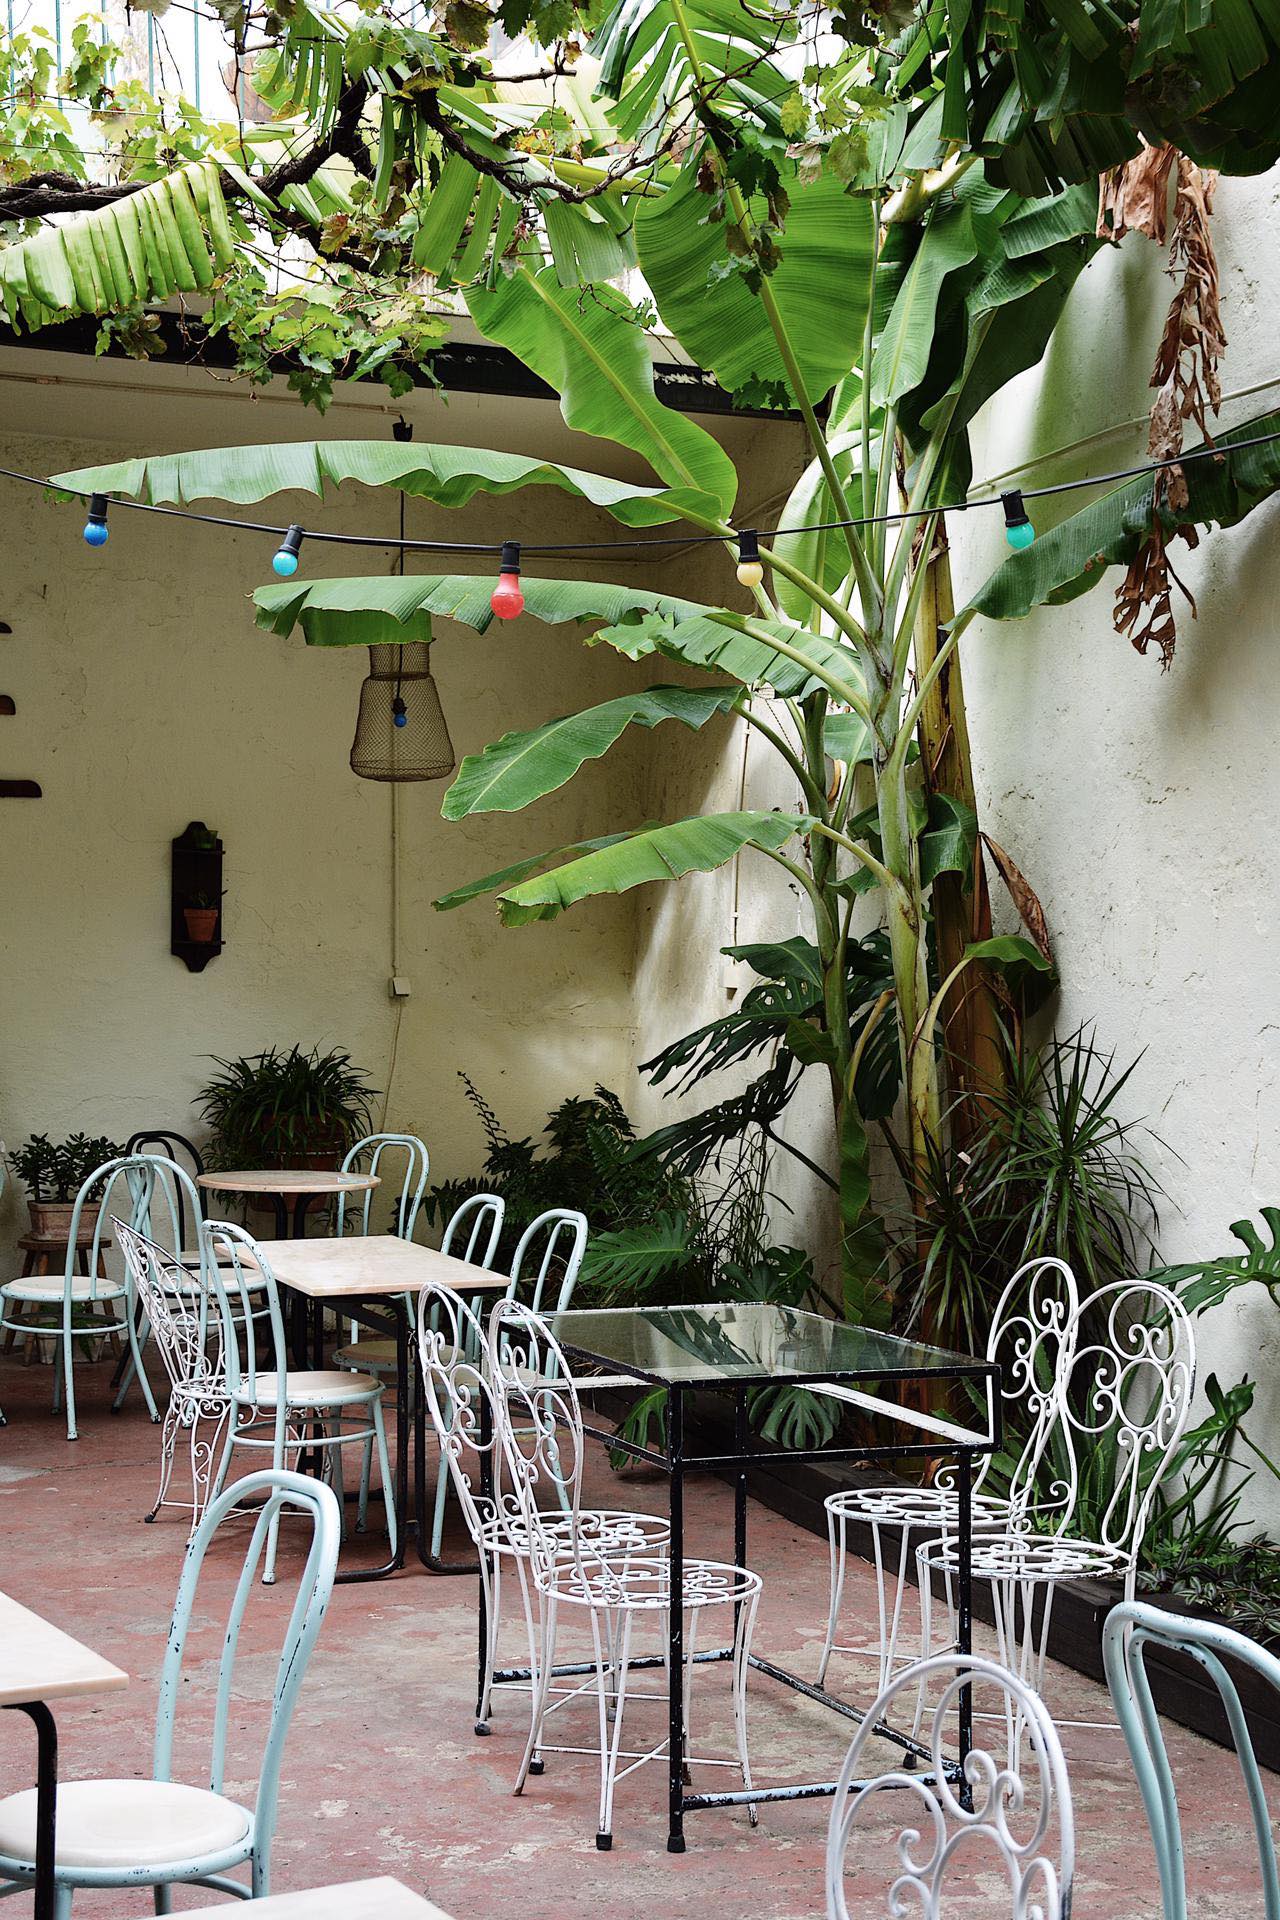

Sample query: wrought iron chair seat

[541,1553,761,1613]
[824,1483,1012,1525]
[2,1273,126,1304]
[920,1529,1134,1585]
[230,1367,386,1410]
[0,1779,252,1873]
[483,1507,669,1561]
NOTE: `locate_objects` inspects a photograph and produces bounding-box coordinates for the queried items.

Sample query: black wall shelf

[171,821,224,973]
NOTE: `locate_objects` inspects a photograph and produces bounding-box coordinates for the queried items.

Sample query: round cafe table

[197,1167,378,1241]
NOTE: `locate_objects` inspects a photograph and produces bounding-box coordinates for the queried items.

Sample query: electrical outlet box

[389,975,412,999]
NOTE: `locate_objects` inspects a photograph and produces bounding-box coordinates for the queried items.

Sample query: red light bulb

[491,539,523,620]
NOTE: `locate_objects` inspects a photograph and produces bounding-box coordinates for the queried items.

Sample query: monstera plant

[46,1,1280,1318]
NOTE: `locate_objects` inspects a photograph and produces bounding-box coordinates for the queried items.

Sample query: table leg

[6,1701,56,1920]
[956,1447,973,1810]
[290,1194,311,1240]
[666,1384,686,1855]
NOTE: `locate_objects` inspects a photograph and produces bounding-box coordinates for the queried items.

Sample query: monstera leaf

[1157,1209,1280,1316]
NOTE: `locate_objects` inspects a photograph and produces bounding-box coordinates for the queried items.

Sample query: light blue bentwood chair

[1104,1599,1280,1920]
[0,1468,339,1913]
[0,1152,201,1441]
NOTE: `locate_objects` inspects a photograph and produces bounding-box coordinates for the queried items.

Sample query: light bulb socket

[273,524,304,576]
[83,493,110,546]
[1001,490,1032,535]
[392,417,414,444]
[499,539,521,576]
[737,528,760,566]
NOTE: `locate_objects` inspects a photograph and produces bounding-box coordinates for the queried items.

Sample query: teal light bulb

[1006,518,1036,550]
[273,548,299,576]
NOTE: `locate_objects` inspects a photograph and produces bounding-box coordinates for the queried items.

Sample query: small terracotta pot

[28,1199,77,1240]
[184,907,219,943]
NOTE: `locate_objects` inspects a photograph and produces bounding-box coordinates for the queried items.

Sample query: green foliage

[195,1045,376,1171]
[1138,1538,1280,1647]
[9,1133,124,1203]
[1157,1207,1280,1314]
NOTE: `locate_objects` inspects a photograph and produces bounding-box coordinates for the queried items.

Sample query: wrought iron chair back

[338,1131,429,1238]
[153,1468,340,1839]
[416,1281,509,1546]
[934,1256,1080,1521]
[1103,1600,1280,1920]
[826,1652,1075,1920]
[441,1191,506,1268]
[506,1208,589,1316]
[487,1300,604,1586]
[1036,1279,1196,1556]
[114,1219,223,1401]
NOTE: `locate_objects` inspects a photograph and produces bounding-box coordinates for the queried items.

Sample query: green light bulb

[1006,518,1036,550]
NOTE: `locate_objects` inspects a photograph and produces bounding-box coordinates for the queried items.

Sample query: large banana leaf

[0,162,235,328]
[254,572,865,701]
[634,162,875,407]
[967,411,1280,620]
[442,685,740,819]
[590,0,793,146]
[494,810,813,924]
[871,206,979,411]
[434,828,653,912]
[466,265,737,516]
[51,440,703,529]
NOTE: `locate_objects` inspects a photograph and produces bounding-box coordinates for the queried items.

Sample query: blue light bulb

[82,493,109,547]
[1005,519,1036,550]
[272,548,299,576]
[393,709,408,728]
[392,696,408,729]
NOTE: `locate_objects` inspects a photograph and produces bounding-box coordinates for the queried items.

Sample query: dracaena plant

[49,2,1280,1319]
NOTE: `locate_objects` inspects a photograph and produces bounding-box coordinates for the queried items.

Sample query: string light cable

[2,422,1279,589]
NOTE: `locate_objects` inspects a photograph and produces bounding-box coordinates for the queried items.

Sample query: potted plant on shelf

[196,1045,376,1174]
[183,890,222,944]
[10,1132,123,1238]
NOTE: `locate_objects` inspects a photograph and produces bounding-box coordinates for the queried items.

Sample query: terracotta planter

[183,907,219,943]
[27,1199,78,1240]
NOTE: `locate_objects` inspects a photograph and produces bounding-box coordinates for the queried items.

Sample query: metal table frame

[3,1702,56,1920]
[484,1309,1000,1854]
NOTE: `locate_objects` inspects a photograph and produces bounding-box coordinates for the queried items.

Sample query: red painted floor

[1,1351,1274,1917]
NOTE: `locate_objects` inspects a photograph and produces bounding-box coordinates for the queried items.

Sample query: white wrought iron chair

[917,1277,1196,1735]
[0,1468,340,1913]
[825,1652,1074,1919]
[417,1280,668,1741]
[0,1152,189,1441]
[341,1191,506,1536]
[817,1258,1080,1697]
[204,1219,397,1584]
[114,1220,231,1536]
[1103,1599,1280,1920]
[488,1299,760,1852]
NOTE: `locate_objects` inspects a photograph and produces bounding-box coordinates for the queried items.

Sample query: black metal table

[488,1303,999,1853]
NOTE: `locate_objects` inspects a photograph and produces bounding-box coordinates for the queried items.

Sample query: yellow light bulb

[736,559,764,589]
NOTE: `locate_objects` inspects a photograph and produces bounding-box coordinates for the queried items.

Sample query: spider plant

[196,1045,376,1172]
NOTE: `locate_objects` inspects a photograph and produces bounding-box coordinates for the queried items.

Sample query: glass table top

[547,1303,986,1387]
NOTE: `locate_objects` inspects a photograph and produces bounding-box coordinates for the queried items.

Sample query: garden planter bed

[602,1386,1280,1771]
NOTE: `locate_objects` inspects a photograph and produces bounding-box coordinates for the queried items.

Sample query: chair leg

[816,1505,845,1688]
[371,1397,398,1556]
[732,1589,761,1826]
[60,1317,78,1442]
[147,1402,180,1522]
[514,1595,556,1796]
[357,1433,373,1533]
[122,1297,160,1423]
[430,1450,451,1560]
[593,1606,634,1850]
[154,1882,173,1914]
[53,1886,73,1920]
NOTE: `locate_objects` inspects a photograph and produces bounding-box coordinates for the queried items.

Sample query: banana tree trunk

[912,536,1006,1144]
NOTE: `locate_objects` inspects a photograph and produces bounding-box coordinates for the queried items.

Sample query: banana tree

[52,44,1280,1320]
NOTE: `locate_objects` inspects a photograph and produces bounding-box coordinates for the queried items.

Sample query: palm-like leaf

[494,809,813,924]
[590,0,794,147]
[51,439,703,529]
[0,162,235,328]
[442,685,740,819]
[968,410,1280,621]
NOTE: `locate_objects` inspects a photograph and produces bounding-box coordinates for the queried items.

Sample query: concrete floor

[1,1351,1274,1918]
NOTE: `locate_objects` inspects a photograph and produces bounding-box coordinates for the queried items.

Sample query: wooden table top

[198,1169,379,1197]
[264,1235,509,1300]
[0,1592,128,1708]
[184,1878,452,1919]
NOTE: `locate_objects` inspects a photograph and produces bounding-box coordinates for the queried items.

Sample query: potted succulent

[10,1132,123,1237]
[196,1045,376,1174]
[183,889,222,944]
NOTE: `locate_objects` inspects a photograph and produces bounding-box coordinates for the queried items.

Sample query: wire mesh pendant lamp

[350,424,455,782]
